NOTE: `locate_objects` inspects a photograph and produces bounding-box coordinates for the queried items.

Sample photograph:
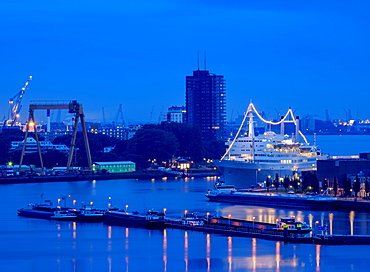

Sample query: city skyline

[1,1,370,124]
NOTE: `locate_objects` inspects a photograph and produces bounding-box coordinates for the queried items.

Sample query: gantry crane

[19,100,92,173]
[4,76,32,127]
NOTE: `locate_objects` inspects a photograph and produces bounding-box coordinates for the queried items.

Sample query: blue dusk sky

[1,0,369,124]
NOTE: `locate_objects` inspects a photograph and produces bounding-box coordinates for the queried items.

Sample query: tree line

[0,122,226,170]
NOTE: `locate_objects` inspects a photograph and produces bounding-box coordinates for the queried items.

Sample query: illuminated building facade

[167,106,186,123]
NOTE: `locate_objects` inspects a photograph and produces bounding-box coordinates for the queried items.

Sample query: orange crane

[5,76,32,126]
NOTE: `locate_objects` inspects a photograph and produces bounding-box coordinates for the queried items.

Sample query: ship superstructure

[214,103,325,188]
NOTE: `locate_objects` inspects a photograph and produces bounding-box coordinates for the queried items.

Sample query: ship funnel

[280,116,284,135]
[295,116,299,142]
[248,112,255,138]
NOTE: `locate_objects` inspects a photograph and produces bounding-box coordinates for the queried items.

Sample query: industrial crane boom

[6,76,32,126]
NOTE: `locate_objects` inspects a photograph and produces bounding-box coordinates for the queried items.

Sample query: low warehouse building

[93,161,136,174]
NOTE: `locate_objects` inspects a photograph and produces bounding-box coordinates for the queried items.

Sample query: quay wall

[0,170,220,184]
[207,194,370,212]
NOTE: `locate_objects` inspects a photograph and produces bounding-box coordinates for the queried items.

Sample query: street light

[108,197,112,210]
[252,216,256,229]
[315,220,320,235]
[255,169,261,183]
[228,214,231,229]
[125,205,129,213]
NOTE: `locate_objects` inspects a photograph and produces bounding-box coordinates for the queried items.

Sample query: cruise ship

[214,103,326,188]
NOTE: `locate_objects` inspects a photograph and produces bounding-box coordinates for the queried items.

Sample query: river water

[306,134,370,156]
[1,135,370,272]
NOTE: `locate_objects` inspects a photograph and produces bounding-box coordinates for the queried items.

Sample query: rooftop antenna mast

[197,51,200,70]
[204,51,207,70]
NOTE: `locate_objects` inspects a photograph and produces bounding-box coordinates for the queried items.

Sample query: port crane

[19,100,92,173]
[113,104,125,127]
[4,76,32,127]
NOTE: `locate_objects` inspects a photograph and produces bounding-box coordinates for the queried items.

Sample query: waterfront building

[167,106,185,123]
[317,157,370,188]
[185,69,226,140]
[92,161,136,173]
[39,131,72,142]
[356,120,370,133]
[90,125,139,140]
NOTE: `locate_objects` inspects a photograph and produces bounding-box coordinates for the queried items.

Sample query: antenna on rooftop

[197,51,200,70]
[204,51,207,70]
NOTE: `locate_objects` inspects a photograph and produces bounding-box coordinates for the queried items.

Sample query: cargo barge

[17,202,370,245]
[206,188,337,210]
[18,204,77,221]
[165,214,370,245]
[104,210,166,228]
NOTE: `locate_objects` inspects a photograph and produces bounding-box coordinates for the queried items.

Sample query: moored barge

[18,204,77,221]
[206,188,337,210]
[104,210,166,228]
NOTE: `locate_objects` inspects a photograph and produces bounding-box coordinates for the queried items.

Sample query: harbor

[4,175,370,271]
[0,169,220,184]
[2,0,370,270]
[18,204,370,246]
[15,177,370,247]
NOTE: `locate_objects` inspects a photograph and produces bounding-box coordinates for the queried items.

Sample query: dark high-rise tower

[185,69,226,140]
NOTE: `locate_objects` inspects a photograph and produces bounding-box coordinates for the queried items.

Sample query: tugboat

[180,212,204,226]
[104,209,166,229]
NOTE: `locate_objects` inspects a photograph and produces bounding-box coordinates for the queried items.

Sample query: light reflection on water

[218,205,369,237]
[1,178,370,271]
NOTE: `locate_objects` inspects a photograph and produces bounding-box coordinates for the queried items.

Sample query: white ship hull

[214,159,316,188]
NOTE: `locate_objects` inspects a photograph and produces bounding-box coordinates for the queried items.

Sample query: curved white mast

[248,109,255,162]
[220,102,311,160]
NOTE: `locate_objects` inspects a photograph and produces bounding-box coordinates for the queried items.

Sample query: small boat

[50,210,78,221]
[70,204,105,222]
[273,216,312,234]
[214,180,236,191]
[104,210,166,229]
[180,212,204,226]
